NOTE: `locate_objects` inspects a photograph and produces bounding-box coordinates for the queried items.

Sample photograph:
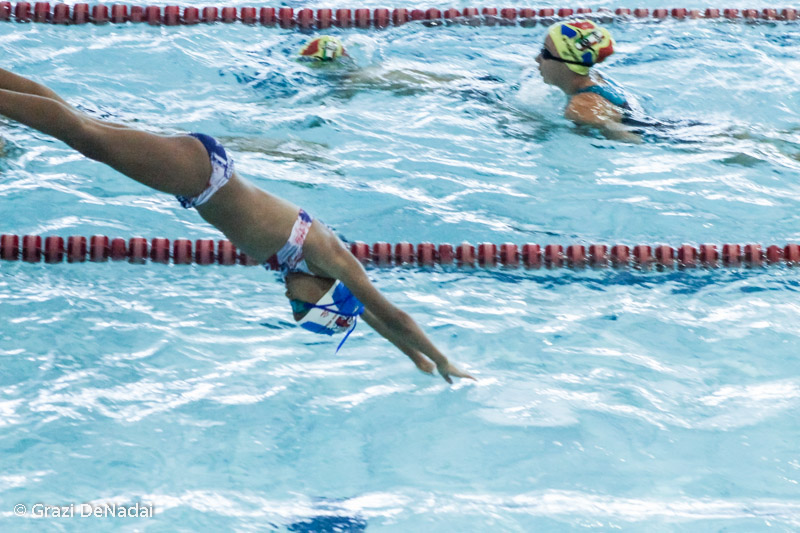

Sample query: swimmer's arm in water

[345,66,463,92]
[302,225,474,384]
[565,92,642,144]
[360,310,436,375]
[217,136,335,166]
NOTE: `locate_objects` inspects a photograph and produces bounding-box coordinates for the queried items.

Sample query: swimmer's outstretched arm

[346,66,463,93]
[303,226,474,384]
[360,310,436,375]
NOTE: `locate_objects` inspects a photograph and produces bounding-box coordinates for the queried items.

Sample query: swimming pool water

[3,4,800,531]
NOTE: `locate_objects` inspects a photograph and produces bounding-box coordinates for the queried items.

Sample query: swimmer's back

[576,78,704,140]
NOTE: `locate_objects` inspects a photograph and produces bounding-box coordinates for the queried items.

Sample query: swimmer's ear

[289,299,311,321]
[285,274,334,321]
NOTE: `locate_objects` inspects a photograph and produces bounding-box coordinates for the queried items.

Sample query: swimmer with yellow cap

[536,19,640,142]
[296,35,464,92]
[298,35,346,62]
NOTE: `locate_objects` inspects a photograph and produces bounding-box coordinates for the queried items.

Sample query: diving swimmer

[0,67,473,384]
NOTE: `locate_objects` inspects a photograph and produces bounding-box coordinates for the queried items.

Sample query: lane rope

[2,234,799,269]
[0,4,797,28]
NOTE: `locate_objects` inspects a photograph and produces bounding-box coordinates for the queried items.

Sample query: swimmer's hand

[436,361,475,384]
[412,353,475,384]
[358,308,472,383]
[405,349,474,383]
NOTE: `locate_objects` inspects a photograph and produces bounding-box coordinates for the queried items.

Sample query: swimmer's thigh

[71,121,212,197]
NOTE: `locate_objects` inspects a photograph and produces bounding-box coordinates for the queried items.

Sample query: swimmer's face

[303,57,341,71]
[536,36,564,86]
[285,272,335,321]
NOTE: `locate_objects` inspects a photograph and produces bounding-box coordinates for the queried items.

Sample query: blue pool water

[3,4,800,531]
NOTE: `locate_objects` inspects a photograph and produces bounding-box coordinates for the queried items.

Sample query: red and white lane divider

[0,4,797,27]
[2,234,800,269]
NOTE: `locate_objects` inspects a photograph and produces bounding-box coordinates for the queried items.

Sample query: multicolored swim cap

[547,19,615,75]
[298,35,346,61]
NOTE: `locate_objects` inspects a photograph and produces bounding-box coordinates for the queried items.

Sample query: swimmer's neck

[559,72,603,96]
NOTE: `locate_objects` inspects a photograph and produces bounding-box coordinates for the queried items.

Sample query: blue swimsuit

[575,83,631,111]
[176,133,235,209]
[574,81,696,135]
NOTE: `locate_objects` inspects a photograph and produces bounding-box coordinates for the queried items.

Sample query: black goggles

[540,47,591,66]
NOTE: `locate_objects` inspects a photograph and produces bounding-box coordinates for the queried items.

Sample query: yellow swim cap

[547,20,615,75]
[298,36,345,61]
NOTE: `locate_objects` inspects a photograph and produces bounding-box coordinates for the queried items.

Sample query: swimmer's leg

[0,67,129,130]
[0,86,210,198]
[0,67,70,106]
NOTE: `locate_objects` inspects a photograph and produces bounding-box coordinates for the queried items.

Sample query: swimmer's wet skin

[0,66,473,384]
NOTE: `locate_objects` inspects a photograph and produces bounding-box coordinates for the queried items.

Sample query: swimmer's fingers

[436,362,476,384]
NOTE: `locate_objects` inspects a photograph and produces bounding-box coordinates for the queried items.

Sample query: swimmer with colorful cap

[0,66,474,384]
[295,35,468,94]
[298,35,347,62]
[536,19,641,142]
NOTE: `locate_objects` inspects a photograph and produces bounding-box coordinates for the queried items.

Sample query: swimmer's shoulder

[565,91,624,125]
[565,92,642,143]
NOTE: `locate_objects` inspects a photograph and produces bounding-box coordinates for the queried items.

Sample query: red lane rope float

[1,4,798,27]
[3,234,800,270]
